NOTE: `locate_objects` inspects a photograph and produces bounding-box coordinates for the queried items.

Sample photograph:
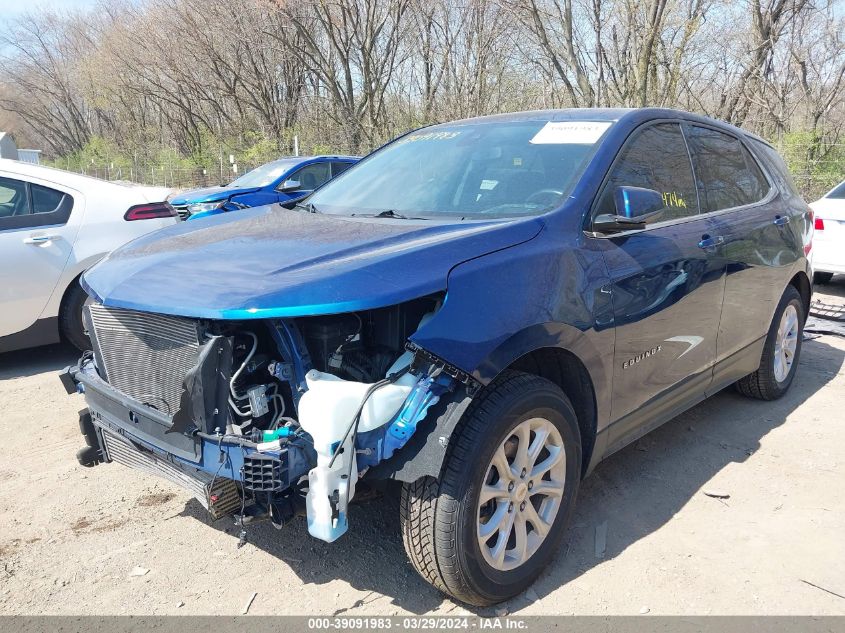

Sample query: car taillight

[815,217,825,231]
[124,202,177,221]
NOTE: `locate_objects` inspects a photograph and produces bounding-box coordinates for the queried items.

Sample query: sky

[0,0,98,20]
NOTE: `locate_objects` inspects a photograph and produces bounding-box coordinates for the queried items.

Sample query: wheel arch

[505,347,598,479]
[475,322,608,479]
[789,270,811,317]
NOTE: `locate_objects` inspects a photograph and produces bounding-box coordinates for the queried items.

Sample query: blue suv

[64,109,812,606]
[169,155,358,220]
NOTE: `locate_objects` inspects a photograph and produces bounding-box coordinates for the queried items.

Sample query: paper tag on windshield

[530,121,611,145]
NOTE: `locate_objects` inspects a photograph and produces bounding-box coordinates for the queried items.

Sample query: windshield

[827,180,845,199]
[229,160,297,188]
[309,119,612,219]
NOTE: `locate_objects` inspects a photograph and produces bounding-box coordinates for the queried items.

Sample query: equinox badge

[622,345,662,369]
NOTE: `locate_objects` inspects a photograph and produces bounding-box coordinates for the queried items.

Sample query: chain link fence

[66,162,268,191]
[58,144,844,201]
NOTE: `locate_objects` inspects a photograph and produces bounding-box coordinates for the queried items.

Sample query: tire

[735,285,804,401]
[400,370,582,606]
[59,280,91,351]
[813,271,834,285]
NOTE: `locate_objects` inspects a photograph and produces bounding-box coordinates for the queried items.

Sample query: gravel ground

[0,284,844,617]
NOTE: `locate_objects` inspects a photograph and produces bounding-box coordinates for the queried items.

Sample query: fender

[371,323,614,483]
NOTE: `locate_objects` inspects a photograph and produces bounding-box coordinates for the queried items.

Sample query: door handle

[773,215,790,227]
[698,235,724,250]
[23,235,59,245]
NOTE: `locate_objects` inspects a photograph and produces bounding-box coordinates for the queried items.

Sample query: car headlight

[187,200,225,213]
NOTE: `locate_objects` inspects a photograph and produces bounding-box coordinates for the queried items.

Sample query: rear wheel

[735,285,804,401]
[59,280,91,351]
[814,271,834,285]
[400,371,581,605]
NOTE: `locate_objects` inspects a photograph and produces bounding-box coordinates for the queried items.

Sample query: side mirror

[279,179,301,192]
[593,186,666,233]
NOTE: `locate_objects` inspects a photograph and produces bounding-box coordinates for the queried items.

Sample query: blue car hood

[83,205,543,319]
[169,185,261,205]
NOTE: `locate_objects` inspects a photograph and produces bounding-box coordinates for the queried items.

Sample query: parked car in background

[64,108,812,606]
[0,159,177,353]
[169,155,359,220]
[810,179,845,284]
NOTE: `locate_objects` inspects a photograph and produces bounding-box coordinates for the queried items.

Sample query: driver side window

[596,123,699,222]
[286,162,332,191]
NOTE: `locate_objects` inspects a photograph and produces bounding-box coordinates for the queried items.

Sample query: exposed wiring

[229,331,258,402]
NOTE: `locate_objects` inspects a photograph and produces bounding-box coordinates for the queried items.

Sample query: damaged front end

[62,294,465,542]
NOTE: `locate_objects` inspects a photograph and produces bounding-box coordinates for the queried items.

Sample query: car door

[0,175,81,337]
[591,122,727,450]
[684,126,802,391]
[277,161,333,204]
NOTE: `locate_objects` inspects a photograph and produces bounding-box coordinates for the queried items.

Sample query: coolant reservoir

[299,369,417,542]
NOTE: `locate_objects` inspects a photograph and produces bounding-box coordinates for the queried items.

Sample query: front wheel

[400,371,581,606]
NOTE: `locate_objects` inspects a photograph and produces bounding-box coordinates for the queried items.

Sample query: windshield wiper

[352,209,427,220]
[293,202,319,213]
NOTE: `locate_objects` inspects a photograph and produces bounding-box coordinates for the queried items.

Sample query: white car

[0,159,177,353]
[810,180,845,284]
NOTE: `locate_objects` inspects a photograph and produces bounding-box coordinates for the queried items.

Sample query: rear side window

[332,161,353,177]
[747,138,800,199]
[0,178,73,231]
[596,122,699,222]
[31,183,69,214]
[687,126,770,212]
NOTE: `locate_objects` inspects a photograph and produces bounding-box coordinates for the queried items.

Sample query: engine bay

[78,293,455,543]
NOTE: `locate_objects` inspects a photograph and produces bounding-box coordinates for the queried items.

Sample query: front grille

[100,428,241,519]
[87,304,201,417]
[242,453,288,492]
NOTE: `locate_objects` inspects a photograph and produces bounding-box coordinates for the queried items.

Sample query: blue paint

[81,204,543,319]
[383,375,451,459]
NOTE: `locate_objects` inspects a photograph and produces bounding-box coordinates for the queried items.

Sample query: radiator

[87,303,201,417]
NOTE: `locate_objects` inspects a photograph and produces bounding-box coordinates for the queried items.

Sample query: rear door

[592,122,727,449]
[685,126,802,389]
[0,175,82,337]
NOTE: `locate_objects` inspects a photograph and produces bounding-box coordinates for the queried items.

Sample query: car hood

[82,205,544,319]
[169,185,261,205]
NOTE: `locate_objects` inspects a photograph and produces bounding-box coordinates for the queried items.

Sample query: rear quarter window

[687,126,770,212]
[747,138,802,200]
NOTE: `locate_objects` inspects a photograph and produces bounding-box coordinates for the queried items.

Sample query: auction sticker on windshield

[530,121,612,144]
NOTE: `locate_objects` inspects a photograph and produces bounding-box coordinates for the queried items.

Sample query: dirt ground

[1,285,844,617]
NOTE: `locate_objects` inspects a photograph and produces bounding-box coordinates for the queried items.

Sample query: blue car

[169,155,358,220]
[64,108,812,605]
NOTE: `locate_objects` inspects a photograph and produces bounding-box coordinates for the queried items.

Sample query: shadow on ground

[4,330,832,614]
[180,337,844,614]
[0,342,79,381]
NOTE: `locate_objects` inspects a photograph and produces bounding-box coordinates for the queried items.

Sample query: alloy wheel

[477,417,566,571]
[773,304,799,382]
